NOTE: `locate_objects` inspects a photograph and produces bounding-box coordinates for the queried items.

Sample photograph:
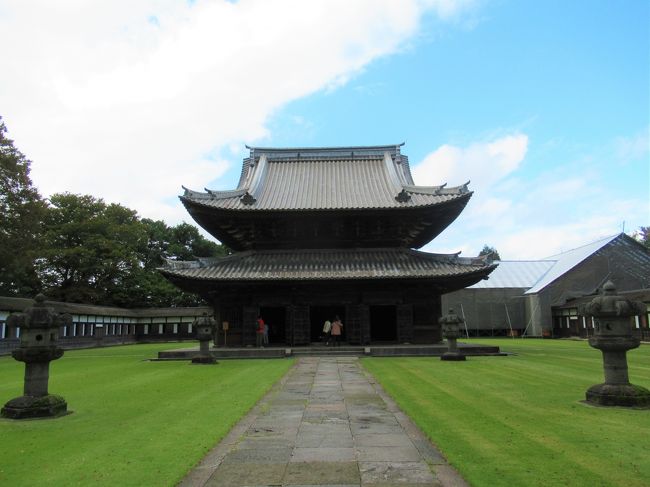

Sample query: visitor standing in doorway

[330,316,343,346]
[263,321,269,346]
[256,316,265,348]
[322,319,331,345]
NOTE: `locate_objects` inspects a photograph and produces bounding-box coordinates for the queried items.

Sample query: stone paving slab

[179,357,469,487]
[359,462,438,485]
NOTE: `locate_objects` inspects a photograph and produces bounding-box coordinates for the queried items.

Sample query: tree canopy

[0,116,228,307]
[0,117,46,296]
[479,245,501,262]
[36,193,227,307]
[634,227,649,250]
[37,193,147,305]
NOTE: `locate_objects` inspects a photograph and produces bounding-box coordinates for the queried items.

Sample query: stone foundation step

[156,342,504,360]
[292,348,363,356]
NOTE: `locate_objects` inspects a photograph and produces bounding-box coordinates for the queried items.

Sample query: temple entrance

[310,306,346,344]
[370,305,397,342]
[259,306,286,345]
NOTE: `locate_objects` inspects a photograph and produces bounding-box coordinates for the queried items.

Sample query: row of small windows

[0,311,198,325]
[61,315,197,324]
[0,317,197,340]
[554,309,649,329]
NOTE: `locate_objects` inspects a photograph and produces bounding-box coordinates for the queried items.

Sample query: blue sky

[0,0,647,258]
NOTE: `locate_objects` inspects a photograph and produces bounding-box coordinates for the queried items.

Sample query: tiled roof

[160,248,496,282]
[181,145,470,212]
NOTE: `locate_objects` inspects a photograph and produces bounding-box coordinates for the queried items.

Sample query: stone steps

[292,347,364,357]
[156,342,504,360]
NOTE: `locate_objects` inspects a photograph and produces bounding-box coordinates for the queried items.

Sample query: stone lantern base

[585,384,650,409]
[1,394,68,419]
[441,352,466,361]
[191,355,217,365]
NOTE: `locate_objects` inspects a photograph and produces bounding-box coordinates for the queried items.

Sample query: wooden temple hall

[161,144,496,346]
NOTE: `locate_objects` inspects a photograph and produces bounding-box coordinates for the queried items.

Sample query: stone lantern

[583,281,650,408]
[439,308,466,361]
[192,313,217,364]
[1,294,71,419]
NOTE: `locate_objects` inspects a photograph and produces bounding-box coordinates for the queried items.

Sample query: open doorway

[370,305,397,342]
[259,306,286,345]
[310,306,346,344]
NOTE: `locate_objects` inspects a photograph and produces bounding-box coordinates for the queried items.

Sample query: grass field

[363,339,650,487]
[0,344,293,486]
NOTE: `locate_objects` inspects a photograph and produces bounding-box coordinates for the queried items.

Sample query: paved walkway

[180,357,469,487]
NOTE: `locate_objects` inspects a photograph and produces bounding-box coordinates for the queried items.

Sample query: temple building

[160,144,496,346]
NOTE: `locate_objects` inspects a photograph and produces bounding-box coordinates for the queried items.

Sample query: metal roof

[181,146,470,212]
[160,248,496,282]
[525,234,620,294]
[469,260,556,289]
[469,234,648,294]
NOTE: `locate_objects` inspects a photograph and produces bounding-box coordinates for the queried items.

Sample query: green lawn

[0,344,293,487]
[363,339,650,487]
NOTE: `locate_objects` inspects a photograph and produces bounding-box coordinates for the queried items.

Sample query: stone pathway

[180,357,469,487]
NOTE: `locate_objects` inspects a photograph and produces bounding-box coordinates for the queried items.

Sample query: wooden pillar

[242,305,258,347]
[346,304,369,345]
[360,305,370,345]
[432,294,442,342]
[397,304,414,343]
[211,298,221,347]
[289,305,310,345]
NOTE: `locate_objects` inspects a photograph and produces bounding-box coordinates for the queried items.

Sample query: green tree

[140,219,228,270]
[37,193,147,305]
[479,244,501,262]
[129,219,228,307]
[36,194,229,307]
[634,226,649,250]
[0,118,46,296]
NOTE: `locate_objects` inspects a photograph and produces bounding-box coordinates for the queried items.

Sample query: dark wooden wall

[210,280,445,346]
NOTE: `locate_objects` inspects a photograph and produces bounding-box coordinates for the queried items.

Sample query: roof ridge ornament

[395,189,411,203]
[240,191,256,205]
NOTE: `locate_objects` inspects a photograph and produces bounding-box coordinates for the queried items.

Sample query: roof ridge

[403,182,471,196]
[246,143,405,152]
[525,234,623,294]
[262,155,384,161]
[544,233,620,259]
[495,259,558,263]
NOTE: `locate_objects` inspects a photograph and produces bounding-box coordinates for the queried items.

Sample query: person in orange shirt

[256,316,265,348]
[330,316,343,347]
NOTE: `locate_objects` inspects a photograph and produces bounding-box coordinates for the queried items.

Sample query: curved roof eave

[179,189,472,213]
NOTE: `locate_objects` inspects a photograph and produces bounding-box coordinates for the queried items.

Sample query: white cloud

[414,132,646,260]
[412,134,528,192]
[614,126,649,162]
[0,0,473,223]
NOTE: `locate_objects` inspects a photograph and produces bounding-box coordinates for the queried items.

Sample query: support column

[397,304,414,344]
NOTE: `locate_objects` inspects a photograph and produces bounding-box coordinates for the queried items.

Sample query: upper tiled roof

[160,248,495,282]
[181,145,470,212]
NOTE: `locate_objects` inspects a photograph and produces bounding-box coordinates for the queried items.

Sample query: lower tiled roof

[160,248,496,282]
